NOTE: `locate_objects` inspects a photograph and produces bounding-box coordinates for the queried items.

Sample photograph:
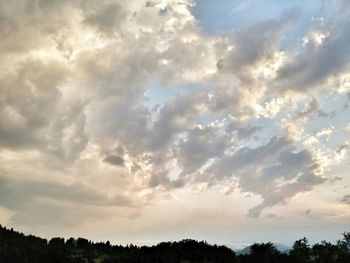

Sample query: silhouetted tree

[312,240,337,263]
[249,242,280,263]
[290,237,311,263]
[335,232,350,263]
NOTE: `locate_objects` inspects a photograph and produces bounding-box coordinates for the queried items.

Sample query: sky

[0,0,349,249]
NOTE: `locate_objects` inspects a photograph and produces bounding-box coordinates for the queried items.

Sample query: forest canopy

[0,225,349,263]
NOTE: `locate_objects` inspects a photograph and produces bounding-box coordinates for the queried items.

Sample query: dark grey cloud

[0,176,132,210]
[226,119,262,140]
[217,8,301,83]
[0,24,89,160]
[103,155,125,166]
[0,175,136,226]
[177,124,231,175]
[83,3,127,35]
[276,5,350,91]
[341,195,350,205]
[149,92,208,151]
[0,58,64,148]
[336,144,349,155]
[202,136,324,217]
[265,213,283,220]
[296,97,320,120]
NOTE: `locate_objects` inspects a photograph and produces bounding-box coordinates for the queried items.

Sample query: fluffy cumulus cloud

[0,0,349,238]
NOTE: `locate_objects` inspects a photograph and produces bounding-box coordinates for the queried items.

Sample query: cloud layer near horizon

[0,0,349,242]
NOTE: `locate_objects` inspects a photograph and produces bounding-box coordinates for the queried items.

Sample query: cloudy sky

[0,0,349,248]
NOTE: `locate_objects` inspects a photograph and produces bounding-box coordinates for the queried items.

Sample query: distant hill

[236,243,291,255]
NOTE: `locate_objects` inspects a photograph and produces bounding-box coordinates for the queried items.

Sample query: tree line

[0,224,349,263]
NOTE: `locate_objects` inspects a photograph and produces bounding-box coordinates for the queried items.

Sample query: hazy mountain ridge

[236,243,291,255]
